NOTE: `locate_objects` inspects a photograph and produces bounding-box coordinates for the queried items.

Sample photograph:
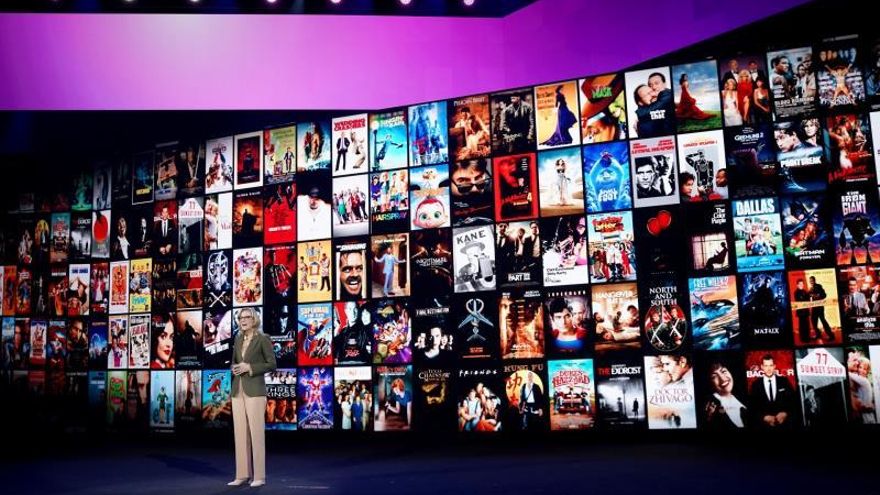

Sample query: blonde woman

[228,307,277,488]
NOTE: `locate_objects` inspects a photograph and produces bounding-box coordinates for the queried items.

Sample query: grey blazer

[231,332,277,397]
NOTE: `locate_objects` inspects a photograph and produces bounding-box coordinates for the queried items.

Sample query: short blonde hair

[236,307,262,333]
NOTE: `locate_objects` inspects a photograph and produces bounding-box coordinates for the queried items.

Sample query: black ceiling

[2,0,538,17]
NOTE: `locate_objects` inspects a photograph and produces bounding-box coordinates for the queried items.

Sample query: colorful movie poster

[544,287,590,358]
[88,320,108,370]
[106,370,126,426]
[175,369,202,427]
[331,114,369,177]
[687,201,733,275]
[29,319,47,369]
[263,182,296,245]
[630,136,679,208]
[493,153,538,221]
[816,36,865,111]
[767,46,816,119]
[504,362,548,432]
[450,159,494,226]
[490,88,535,155]
[178,197,203,256]
[128,258,152,313]
[368,169,409,234]
[732,197,784,272]
[333,301,372,365]
[93,162,112,210]
[295,169,332,241]
[718,53,773,124]
[456,365,504,432]
[70,170,92,212]
[872,111,880,175]
[232,190,263,248]
[15,268,32,316]
[453,293,499,360]
[535,80,580,150]
[847,345,878,424]
[677,130,728,202]
[739,271,790,348]
[780,193,834,268]
[587,210,636,283]
[233,131,263,190]
[537,147,585,217]
[297,120,332,172]
[204,192,233,251]
[297,240,331,303]
[410,164,451,231]
[107,316,128,370]
[332,174,370,237]
[69,213,91,261]
[825,113,874,185]
[833,184,880,265]
[154,142,179,201]
[369,109,408,171]
[201,369,232,429]
[725,124,779,198]
[297,366,334,430]
[499,289,544,360]
[644,353,697,429]
[334,239,368,301]
[540,215,589,287]
[232,247,263,307]
[745,350,799,428]
[582,141,632,212]
[177,253,203,309]
[49,212,70,264]
[689,275,740,351]
[773,118,826,193]
[578,73,628,143]
[297,303,333,366]
[547,359,595,430]
[67,263,90,316]
[449,95,491,161]
[787,268,842,347]
[796,347,848,427]
[266,369,297,431]
[126,206,155,259]
[33,216,50,265]
[412,298,454,366]
[91,210,111,259]
[837,265,880,342]
[370,233,409,299]
[152,200,178,257]
[371,298,411,364]
[592,282,640,354]
[495,220,541,289]
[150,371,175,428]
[411,229,453,297]
[373,365,412,431]
[672,60,722,132]
[641,273,689,353]
[202,309,233,369]
[263,125,297,185]
[624,66,677,139]
[128,314,150,369]
[595,356,646,428]
[693,351,748,430]
[264,244,296,336]
[132,150,155,205]
[204,250,232,310]
[205,136,234,194]
[331,366,371,431]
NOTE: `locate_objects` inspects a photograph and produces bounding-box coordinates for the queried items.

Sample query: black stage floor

[1,432,875,495]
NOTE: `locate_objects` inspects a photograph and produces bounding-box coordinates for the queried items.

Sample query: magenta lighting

[400,0,413,5]
[463,0,475,6]
[330,0,342,4]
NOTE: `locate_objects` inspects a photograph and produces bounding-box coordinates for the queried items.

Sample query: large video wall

[3,33,880,434]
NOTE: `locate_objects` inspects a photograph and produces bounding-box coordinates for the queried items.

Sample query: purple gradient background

[0,0,808,110]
